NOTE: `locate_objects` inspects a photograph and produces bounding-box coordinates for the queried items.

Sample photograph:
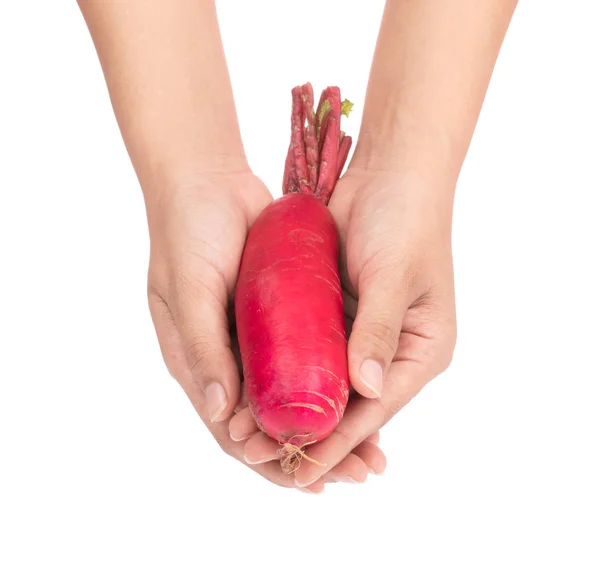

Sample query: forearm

[78,0,247,198]
[353,0,518,187]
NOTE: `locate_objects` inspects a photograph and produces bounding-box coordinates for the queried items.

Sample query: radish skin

[236,193,349,445]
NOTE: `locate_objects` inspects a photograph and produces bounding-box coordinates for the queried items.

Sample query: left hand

[228,168,457,489]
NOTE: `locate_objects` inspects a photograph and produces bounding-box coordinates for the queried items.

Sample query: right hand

[147,171,386,492]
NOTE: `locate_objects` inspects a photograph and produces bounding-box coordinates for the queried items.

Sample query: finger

[148,291,195,388]
[325,452,369,484]
[365,430,380,445]
[293,399,380,487]
[169,276,240,423]
[348,264,410,399]
[149,290,302,490]
[294,359,431,488]
[300,478,326,494]
[242,423,384,485]
[243,422,385,476]
[234,382,249,413]
[351,441,387,475]
[302,446,382,488]
[243,432,382,488]
[228,407,259,442]
[243,431,281,465]
[193,413,298,488]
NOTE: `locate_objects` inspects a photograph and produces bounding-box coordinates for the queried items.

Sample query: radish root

[278,436,326,474]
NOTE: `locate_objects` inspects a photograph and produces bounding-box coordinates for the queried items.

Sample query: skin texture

[78,0,518,491]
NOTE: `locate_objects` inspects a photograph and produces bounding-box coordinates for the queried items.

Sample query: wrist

[341,165,456,239]
[143,169,268,230]
[141,152,250,203]
[351,117,463,190]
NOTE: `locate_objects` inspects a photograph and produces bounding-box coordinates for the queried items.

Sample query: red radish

[235,83,353,473]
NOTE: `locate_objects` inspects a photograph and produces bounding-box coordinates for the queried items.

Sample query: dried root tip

[277,439,326,475]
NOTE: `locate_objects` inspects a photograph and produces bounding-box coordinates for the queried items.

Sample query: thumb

[171,282,241,424]
[347,269,409,399]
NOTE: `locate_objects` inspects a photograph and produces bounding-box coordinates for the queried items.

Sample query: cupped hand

[146,172,281,480]
[228,168,456,489]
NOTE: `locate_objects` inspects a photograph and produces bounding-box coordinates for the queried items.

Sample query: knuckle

[434,321,457,375]
[166,263,226,314]
[184,338,217,376]
[437,340,456,374]
[333,424,354,451]
[213,433,232,455]
[176,253,227,295]
[388,397,407,419]
[385,389,416,421]
[411,299,457,377]
[163,357,185,384]
[372,398,390,427]
[360,319,399,357]
[360,248,409,287]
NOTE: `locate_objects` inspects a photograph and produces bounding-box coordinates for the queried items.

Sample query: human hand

[228,168,456,489]
[293,169,457,487]
[146,172,282,482]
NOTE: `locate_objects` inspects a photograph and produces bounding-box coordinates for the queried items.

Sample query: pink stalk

[282,143,296,194]
[301,83,319,192]
[316,87,339,152]
[335,135,352,181]
[316,90,341,204]
[291,87,311,195]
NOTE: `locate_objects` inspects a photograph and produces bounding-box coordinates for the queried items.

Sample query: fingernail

[295,476,320,489]
[367,465,384,476]
[297,487,322,495]
[335,475,361,484]
[230,428,251,442]
[359,359,383,397]
[205,382,227,422]
[244,453,280,465]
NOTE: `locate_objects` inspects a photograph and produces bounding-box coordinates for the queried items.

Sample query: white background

[1,1,599,571]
